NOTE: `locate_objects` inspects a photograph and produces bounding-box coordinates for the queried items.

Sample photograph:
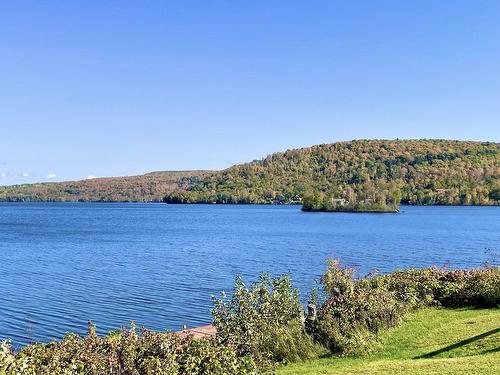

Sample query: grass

[277,307,500,374]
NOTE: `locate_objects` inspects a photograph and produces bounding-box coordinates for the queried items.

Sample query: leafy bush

[314,260,404,354]
[380,267,500,308]
[0,324,256,375]
[313,260,500,355]
[431,267,499,307]
[212,274,325,370]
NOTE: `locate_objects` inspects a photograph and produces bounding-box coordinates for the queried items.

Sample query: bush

[380,267,500,308]
[314,260,404,354]
[212,274,325,370]
[0,324,256,375]
[313,260,500,355]
[433,268,499,307]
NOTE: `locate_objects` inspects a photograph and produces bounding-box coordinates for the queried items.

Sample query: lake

[0,203,498,347]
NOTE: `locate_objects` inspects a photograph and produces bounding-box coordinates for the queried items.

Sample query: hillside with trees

[0,171,209,202]
[164,140,500,206]
[2,140,498,205]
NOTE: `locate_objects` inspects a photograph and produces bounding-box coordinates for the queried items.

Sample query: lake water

[0,203,498,347]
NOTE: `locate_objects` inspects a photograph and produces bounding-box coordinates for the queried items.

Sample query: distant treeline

[0,171,209,202]
[164,140,500,206]
[1,140,499,205]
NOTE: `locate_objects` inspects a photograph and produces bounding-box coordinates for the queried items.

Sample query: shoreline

[0,201,498,207]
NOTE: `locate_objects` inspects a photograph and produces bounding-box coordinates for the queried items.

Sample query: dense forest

[1,140,498,205]
[0,171,208,202]
[164,140,500,206]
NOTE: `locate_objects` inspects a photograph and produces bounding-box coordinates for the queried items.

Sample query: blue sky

[1,1,499,185]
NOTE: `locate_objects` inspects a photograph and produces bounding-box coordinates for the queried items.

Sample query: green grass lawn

[278,308,500,375]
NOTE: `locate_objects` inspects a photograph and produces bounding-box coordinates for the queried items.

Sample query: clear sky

[1,1,499,185]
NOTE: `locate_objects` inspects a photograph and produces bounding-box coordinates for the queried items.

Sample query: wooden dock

[177,324,217,339]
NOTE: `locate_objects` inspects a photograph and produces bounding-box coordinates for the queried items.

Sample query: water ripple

[0,203,498,346]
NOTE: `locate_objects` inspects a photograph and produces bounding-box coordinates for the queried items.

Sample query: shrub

[432,267,500,307]
[314,260,404,355]
[212,273,325,370]
[379,268,443,309]
[313,260,500,355]
[0,325,256,375]
[380,267,500,308]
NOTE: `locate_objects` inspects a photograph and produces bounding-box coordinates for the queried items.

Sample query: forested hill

[0,171,209,202]
[1,140,499,204]
[164,140,500,205]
